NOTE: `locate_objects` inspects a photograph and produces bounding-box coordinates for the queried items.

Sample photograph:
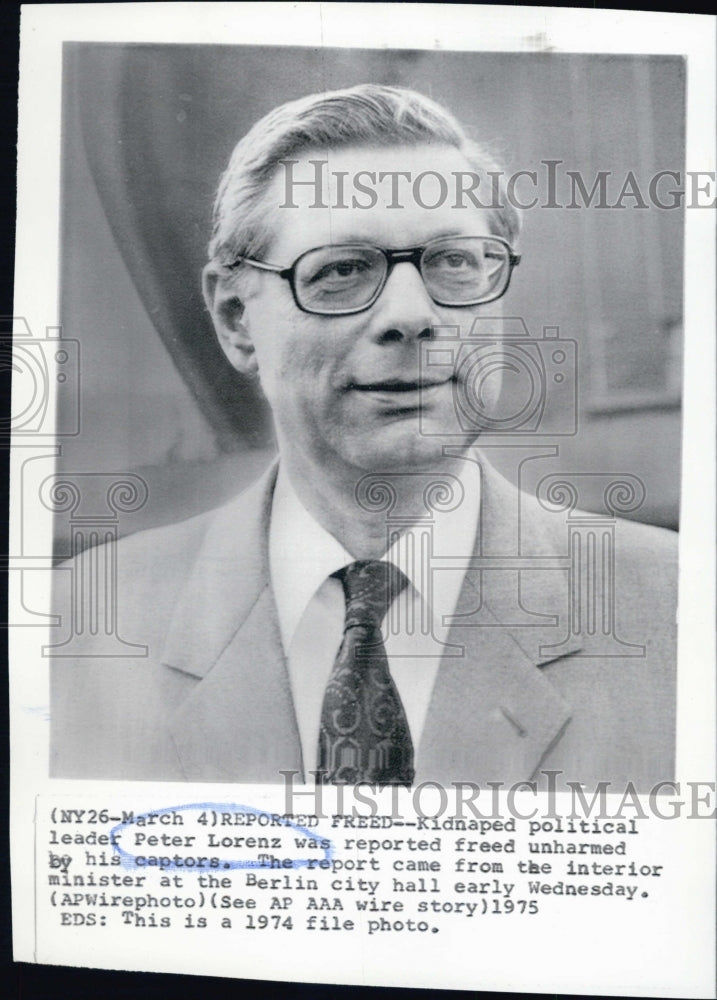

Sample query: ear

[202,263,258,376]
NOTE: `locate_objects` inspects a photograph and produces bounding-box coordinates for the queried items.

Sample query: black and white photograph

[48,43,684,787]
[9,4,715,996]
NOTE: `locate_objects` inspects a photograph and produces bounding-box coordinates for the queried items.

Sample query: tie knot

[339,560,408,631]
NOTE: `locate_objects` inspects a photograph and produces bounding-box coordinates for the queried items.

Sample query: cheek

[269,322,357,386]
[244,290,363,399]
[269,343,333,404]
[252,324,338,410]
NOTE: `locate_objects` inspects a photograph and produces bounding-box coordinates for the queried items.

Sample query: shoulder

[611,513,677,554]
[56,462,276,582]
[53,505,217,600]
[611,516,678,595]
[482,456,677,567]
[490,460,679,614]
[109,506,217,582]
[51,464,277,638]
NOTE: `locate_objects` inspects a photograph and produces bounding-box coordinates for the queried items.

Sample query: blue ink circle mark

[110,802,333,872]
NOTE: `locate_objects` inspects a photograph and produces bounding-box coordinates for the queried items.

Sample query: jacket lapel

[162,464,303,782]
[418,457,579,784]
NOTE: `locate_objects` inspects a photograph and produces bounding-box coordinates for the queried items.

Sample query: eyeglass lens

[293,237,511,313]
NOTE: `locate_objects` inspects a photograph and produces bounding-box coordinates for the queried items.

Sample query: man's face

[217,144,507,480]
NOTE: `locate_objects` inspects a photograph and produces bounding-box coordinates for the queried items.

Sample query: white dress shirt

[269,461,481,779]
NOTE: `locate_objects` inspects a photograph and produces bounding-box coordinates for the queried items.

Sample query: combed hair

[208,83,520,266]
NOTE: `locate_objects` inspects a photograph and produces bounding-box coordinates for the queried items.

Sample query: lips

[350,377,452,392]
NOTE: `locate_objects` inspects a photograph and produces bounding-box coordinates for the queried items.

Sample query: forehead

[262,143,495,258]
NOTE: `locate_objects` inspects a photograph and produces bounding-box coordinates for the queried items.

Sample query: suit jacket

[50,459,677,790]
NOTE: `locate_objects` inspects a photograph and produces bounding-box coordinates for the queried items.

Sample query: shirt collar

[269,460,481,652]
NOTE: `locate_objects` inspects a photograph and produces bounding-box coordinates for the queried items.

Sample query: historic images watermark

[279,159,716,211]
[280,770,717,822]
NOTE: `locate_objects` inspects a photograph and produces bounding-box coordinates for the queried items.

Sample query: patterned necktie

[317,560,414,785]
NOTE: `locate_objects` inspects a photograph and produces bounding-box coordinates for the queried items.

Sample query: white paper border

[11,4,716,996]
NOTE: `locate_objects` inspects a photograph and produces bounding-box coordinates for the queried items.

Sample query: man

[51,84,677,789]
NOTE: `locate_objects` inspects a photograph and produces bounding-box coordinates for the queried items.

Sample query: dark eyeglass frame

[225,235,521,316]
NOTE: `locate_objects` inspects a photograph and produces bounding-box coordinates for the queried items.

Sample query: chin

[347,428,465,474]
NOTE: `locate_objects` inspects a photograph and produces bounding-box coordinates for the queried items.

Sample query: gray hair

[208,83,521,267]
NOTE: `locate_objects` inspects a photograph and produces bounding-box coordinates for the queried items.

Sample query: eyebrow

[292,229,480,249]
[262,229,501,270]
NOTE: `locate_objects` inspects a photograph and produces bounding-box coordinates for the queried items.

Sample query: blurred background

[56,44,684,555]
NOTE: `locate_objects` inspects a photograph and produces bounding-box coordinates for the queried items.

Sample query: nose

[370,261,443,344]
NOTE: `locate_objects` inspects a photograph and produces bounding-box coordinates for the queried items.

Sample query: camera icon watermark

[419,317,577,437]
[2,317,80,436]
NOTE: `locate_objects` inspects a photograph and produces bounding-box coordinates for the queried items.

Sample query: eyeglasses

[227,235,520,316]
